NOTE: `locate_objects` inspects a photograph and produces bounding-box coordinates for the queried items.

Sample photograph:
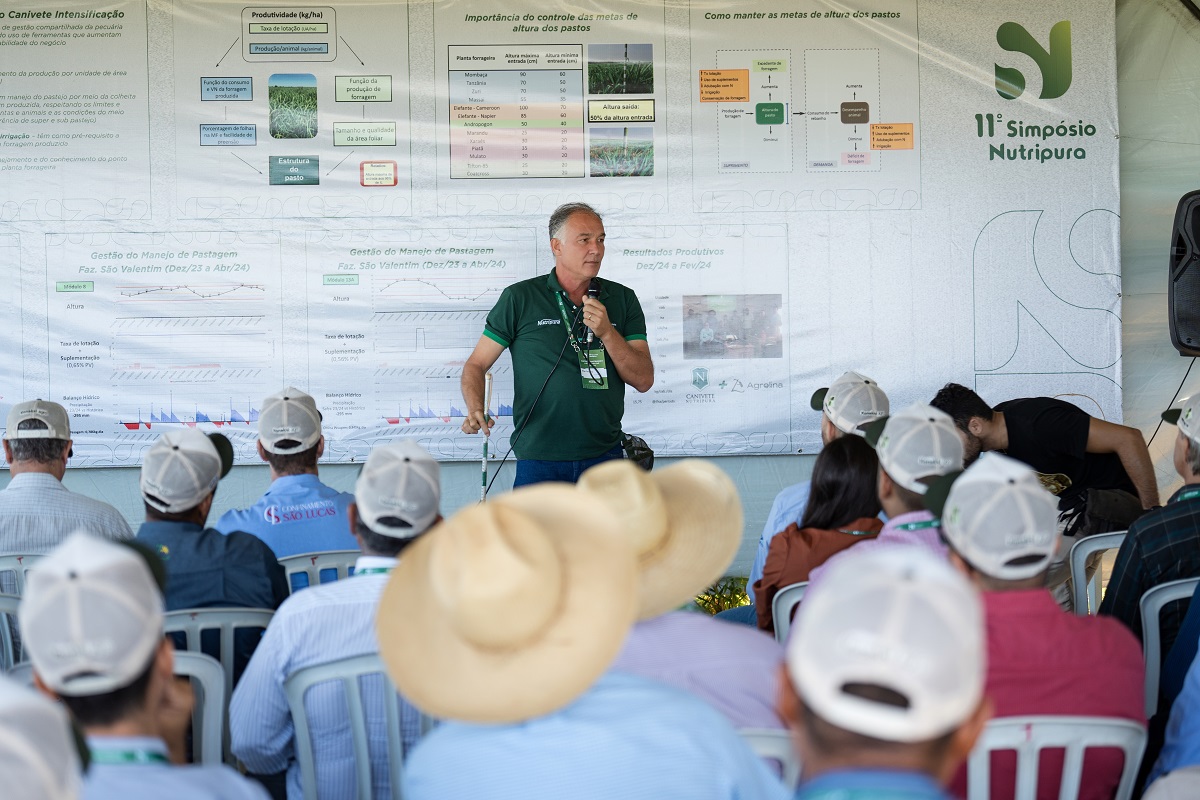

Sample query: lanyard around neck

[892,519,940,532]
[355,567,393,576]
[90,748,169,765]
[553,290,588,353]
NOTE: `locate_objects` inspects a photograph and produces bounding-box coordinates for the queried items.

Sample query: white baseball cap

[863,403,964,494]
[140,429,234,514]
[1163,394,1200,447]
[927,453,1060,580]
[4,399,70,441]
[787,546,985,743]
[19,532,165,697]
[0,674,82,800]
[355,440,441,538]
[810,371,890,436]
[259,387,322,454]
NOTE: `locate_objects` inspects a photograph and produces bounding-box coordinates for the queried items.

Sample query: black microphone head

[588,278,601,298]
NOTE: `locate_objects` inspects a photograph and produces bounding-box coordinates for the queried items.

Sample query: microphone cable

[483,301,583,497]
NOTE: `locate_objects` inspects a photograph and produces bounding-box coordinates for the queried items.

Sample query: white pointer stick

[480,371,493,501]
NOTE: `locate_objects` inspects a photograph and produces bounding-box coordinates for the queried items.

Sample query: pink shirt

[806,509,948,593]
[949,589,1146,800]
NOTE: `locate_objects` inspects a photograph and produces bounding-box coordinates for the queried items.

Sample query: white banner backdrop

[0,0,1119,465]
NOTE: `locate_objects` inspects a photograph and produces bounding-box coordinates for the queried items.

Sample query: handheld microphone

[585,278,600,344]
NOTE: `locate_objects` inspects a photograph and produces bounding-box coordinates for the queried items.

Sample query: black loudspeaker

[1170,190,1200,356]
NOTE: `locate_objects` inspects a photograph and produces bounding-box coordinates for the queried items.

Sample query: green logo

[995,20,1071,100]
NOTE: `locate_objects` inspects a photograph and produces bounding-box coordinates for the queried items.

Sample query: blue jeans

[513,444,625,488]
[715,604,758,627]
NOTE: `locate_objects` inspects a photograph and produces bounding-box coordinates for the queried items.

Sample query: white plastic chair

[6,660,32,686]
[164,607,274,763]
[0,594,19,671]
[279,550,359,593]
[0,554,41,596]
[173,651,225,766]
[1069,531,1126,615]
[1140,576,1200,718]
[738,728,801,790]
[967,716,1147,800]
[284,653,406,800]
[771,581,808,644]
[7,649,225,766]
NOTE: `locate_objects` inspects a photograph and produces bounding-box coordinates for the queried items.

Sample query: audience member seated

[928,453,1145,800]
[754,434,883,633]
[231,439,441,800]
[1147,627,1200,789]
[214,388,356,558]
[580,459,786,732]
[0,672,83,800]
[1100,393,1200,656]
[739,371,889,621]
[19,532,269,799]
[136,429,288,679]
[1145,765,1200,799]
[383,483,789,800]
[781,546,990,800]
[0,399,132,566]
[806,403,963,591]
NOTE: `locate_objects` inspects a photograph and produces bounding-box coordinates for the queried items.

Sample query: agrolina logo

[995,20,1071,100]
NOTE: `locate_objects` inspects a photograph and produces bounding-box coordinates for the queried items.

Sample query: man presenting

[461,202,654,487]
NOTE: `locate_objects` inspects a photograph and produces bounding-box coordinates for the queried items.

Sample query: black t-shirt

[996,396,1137,510]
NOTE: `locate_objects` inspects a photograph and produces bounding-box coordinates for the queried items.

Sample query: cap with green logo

[1163,394,1200,446]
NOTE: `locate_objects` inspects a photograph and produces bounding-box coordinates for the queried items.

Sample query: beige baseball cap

[862,403,964,494]
[4,399,70,441]
[140,429,234,514]
[0,674,82,799]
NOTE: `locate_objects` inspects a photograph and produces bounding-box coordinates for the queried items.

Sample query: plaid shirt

[1098,484,1200,654]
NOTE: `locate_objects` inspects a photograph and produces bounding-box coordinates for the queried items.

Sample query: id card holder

[578,349,609,389]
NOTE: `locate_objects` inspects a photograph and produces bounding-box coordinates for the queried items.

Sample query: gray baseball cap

[140,429,234,514]
[20,532,165,697]
[259,387,322,454]
[925,453,1060,580]
[355,440,441,538]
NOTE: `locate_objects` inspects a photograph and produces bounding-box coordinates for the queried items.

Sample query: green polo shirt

[483,271,647,460]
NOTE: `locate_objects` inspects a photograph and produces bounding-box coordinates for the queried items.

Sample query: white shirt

[230,555,420,800]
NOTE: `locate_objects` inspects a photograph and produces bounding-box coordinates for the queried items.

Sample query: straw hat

[577,459,743,619]
[375,484,637,723]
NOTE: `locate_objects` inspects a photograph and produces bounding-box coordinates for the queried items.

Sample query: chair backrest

[164,607,274,764]
[738,728,801,790]
[284,653,405,800]
[173,651,226,766]
[0,593,20,671]
[6,660,33,686]
[0,554,41,597]
[163,608,275,697]
[7,649,226,766]
[967,716,1147,800]
[1069,531,1127,615]
[279,550,359,593]
[1141,577,1200,718]
[771,581,808,644]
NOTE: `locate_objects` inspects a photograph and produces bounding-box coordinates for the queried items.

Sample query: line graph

[372,276,509,306]
[118,283,267,302]
[373,309,488,356]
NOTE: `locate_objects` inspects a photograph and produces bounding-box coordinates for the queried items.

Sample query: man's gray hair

[548,202,602,241]
[1187,435,1200,475]
[9,419,69,464]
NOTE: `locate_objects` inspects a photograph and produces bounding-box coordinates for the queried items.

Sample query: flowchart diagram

[172,3,412,218]
[690,0,920,211]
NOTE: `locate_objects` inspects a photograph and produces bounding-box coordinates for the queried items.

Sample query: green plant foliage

[269,85,318,139]
[589,139,654,177]
[588,61,654,95]
[694,575,749,615]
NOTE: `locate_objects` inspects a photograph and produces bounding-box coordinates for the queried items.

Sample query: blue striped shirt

[402,671,790,800]
[748,481,812,603]
[230,556,420,800]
